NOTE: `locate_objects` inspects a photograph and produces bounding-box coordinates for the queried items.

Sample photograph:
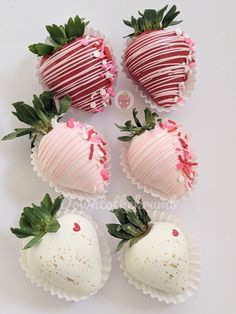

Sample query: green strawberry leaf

[45,219,60,233]
[10,227,34,238]
[106,224,133,240]
[2,128,34,140]
[111,208,129,224]
[51,195,64,216]
[11,194,63,249]
[46,24,67,45]
[123,5,182,35]
[23,233,45,250]
[115,239,129,252]
[123,20,132,27]
[58,96,71,115]
[41,193,52,211]
[28,43,55,56]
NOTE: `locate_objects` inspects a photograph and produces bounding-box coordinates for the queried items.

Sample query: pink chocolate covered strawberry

[116,108,198,200]
[123,5,195,111]
[29,16,118,113]
[2,92,110,200]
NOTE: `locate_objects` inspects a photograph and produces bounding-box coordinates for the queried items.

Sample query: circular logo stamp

[115,90,134,110]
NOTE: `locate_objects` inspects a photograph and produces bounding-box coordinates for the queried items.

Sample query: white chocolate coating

[24,214,102,297]
[124,222,189,294]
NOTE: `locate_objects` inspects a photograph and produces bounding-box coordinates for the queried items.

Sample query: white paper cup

[121,29,196,113]
[118,210,201,304]
[19,208,112,302]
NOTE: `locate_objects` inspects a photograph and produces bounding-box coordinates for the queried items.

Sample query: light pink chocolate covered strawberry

[2,92,110,200]
[116,108,197,200]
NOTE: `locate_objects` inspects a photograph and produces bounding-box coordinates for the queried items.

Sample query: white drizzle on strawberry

[124,29,195,109]
[40,36,118,113]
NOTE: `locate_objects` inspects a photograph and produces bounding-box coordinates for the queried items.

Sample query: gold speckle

[67,277,75,283]
[170,263,177,268]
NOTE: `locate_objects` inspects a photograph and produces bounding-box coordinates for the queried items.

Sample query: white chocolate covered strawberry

[116,108,197,200]
[11,194,111,301]
[123,5,195,111]
[29,16,118,113]
[106,196,200,301]
[2,92,110,200]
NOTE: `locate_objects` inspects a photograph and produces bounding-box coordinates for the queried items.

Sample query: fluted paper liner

[19,208,112,302]
[121,28,196,113]
[31,133,111,202]
[118,210,201,304]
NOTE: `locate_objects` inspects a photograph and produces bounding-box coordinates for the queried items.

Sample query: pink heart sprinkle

[67,118,75,128]
[73,223,81,232]
[81,38,89,46]
[185,38,192,44]
[101,168,109,181]
[107,87,115,96]
[189,62,195,68]
[177,162,184,170]
[172,229,179,237]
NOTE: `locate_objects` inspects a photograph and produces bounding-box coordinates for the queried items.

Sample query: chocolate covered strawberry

[2,92,110,200]
[123,5,195,111]
[106,196,200,302]
[11,194,111,301]
[29,16,118,113]
[116,108,198,200]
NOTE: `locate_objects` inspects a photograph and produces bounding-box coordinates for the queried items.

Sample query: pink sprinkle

[185,38,192,44]
[184,151,191,160]
[67,118,75,128]
[172,229,179,237]
[89,144,94,160]
[81,38,89,46]
[102,64,108,70]
[100,73,105,78]
[179,138,188,149]
[87,129,96,140]
[177,162,184,170]
[189,62,195,68]
[98,144,106,156]
[99,52,105,58]
[95,107,104,113]
[167,120,176,125]
[104,45,112,61]
[101,168,109,181]
[73,223,81,232]
[107,87,115,97]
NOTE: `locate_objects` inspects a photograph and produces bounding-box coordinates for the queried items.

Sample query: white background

[0,0,236,313]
